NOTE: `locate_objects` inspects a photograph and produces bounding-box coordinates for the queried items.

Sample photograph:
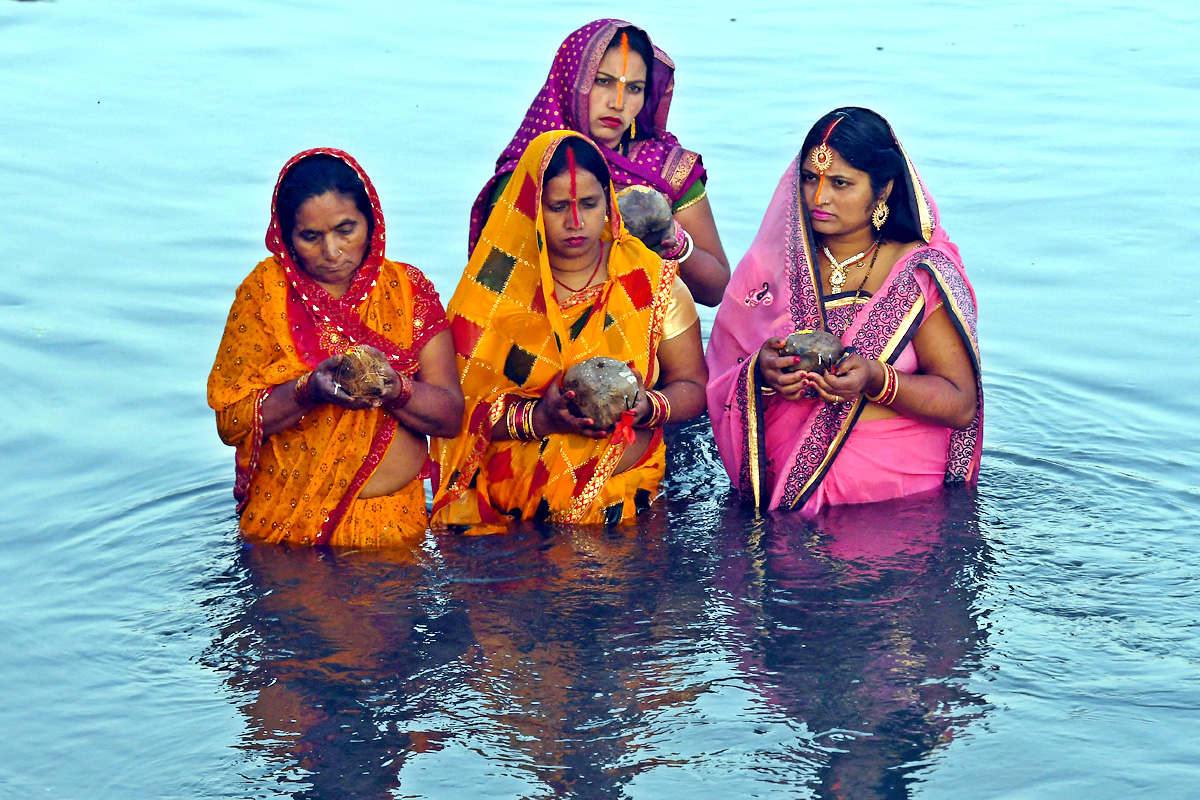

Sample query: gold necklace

[822,239,879,293]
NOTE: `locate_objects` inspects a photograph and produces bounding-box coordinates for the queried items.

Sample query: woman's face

[541,165,607,263]
[800,147,883,237]
[289,190,370,291]
[588,45,648,150]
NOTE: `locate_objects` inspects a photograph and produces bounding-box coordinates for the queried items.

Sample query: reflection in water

[719,489,992,799]
[206,451,990,798]
[208,544,471,799]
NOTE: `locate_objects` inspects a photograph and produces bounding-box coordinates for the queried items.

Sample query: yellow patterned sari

[432,131,678,530]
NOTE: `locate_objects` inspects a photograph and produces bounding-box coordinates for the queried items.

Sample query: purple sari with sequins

[705,140,982,514]
[467,19,706,253]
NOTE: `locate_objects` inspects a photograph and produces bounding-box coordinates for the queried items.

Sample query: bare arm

[380,330,464,438]
[812,306,978,429]
[638,320,708,423]
[260,331,464,440]
[673,196,730,307]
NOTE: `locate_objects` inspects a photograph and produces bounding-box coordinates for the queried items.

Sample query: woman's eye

[301,233,319,242]
[834,178,848,187]
[628,85,643,94]
[595,77,610,87]
[801,173,815,182]
[581,199,599,209]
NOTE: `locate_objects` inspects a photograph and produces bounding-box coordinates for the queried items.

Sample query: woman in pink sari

[706,108,982,515]
[468,19,730,306]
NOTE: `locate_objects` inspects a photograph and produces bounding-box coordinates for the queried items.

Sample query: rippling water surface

[2,1,1198,797]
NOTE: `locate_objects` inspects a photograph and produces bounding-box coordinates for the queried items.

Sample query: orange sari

[207,148,449,547]
[432,131,677,530]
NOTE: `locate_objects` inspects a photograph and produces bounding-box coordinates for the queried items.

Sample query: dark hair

[544,137,613,192]
[276,154,374,242]
[800,107,922,243]
[605,25,654,141]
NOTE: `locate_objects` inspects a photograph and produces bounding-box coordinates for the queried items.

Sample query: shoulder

[231,257,284,303]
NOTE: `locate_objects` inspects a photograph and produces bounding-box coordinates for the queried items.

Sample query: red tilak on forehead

[566,145,580,227]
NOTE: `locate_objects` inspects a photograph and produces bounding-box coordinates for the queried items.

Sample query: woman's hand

[804,353,883,403]
[532,375,610,439]
[307,354,381,411]
[757,338,810,401]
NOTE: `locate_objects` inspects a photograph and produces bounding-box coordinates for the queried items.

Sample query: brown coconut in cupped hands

[562,356,642,429]
[334,345,392,400]
[779,330,852,374]
[616,186,674,252]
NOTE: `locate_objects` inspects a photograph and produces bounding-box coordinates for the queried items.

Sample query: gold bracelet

[294,372,316,406]
[506,399,521,440]
[865,362,891,403]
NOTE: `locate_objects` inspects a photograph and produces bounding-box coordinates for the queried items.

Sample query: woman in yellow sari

[208,149,463,547]
[433,131,707,529]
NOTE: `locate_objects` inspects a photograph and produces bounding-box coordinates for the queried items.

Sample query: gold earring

[630,118,637,139]
[871,201,890,230]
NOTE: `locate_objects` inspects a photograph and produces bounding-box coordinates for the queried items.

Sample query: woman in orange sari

[208,149,463,547]
[433,131,707,530]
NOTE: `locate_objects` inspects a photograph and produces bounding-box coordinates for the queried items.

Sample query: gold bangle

[865,362,891,403]
[294,372,316,406]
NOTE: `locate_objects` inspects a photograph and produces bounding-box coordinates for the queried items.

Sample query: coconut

[616,186,674,251]
[562,356,642,429]
[334,345,391,400]
[779,330,848,373]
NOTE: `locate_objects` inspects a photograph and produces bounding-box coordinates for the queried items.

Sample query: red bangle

[294,372,316,406]
[637,389,671,428]
[384,372,414,410]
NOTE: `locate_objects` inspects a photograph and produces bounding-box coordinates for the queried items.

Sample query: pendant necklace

[822,239,879,293]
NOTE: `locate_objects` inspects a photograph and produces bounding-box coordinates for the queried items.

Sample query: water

[2,0,1198,797]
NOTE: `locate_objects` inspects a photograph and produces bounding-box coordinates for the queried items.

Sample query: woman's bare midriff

[359,424,428,498]
[613,428,654,474]
[859,401,901,421]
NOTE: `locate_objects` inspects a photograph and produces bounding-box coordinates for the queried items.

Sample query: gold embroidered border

[664,151,699,194]
[673,187,707,212]
[561,439,628,523]
[790,296,926,508]
[744,351,763,509]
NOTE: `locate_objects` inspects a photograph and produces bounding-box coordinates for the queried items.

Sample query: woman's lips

[811,210,834,220]
[599,116,623,129]
[564,236,588,247]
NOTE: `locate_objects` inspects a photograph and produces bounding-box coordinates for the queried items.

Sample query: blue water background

[2,0,1198,797]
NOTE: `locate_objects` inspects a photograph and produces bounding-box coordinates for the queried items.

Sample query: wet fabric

[433,130,679,530]
[705,131,982,513]
[208,148,448,545]
[467,18,706,252]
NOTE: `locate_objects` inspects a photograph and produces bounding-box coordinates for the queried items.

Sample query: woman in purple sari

[468,19,730,306]
[706,108,982,515]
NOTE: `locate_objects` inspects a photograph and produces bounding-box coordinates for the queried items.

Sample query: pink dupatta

[705,134,982,512]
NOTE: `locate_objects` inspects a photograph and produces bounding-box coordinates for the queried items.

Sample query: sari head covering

[434,130,679,529]
[706,112,982,512]
[467,19,706,253]
[208,148,449,545]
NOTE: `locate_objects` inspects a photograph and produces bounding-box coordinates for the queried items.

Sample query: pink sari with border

[705,136,982,514]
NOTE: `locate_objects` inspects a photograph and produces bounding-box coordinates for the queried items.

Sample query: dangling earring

[630,118,637,140]
[871,201,890,230]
